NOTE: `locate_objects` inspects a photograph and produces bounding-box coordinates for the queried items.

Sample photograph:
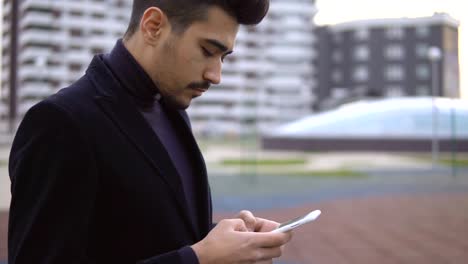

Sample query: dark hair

[124,0,269,37]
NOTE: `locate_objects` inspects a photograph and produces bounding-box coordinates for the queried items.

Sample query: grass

[404,153,468,168]
[286,169,368,178]
[439,158,468,167]
[196,136,260,151]
[219,158,366,178]
[221,158,306,166]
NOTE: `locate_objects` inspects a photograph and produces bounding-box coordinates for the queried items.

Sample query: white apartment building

[188,0,317,136]
[2,0,317,136]
[1,0,131,124]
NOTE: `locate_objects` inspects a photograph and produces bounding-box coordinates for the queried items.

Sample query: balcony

[2,37,10,48]
[189,105,232,118]
[87,36,117,51]
[265,76,303,88]
[18,99,40,117]
[197,90,244,103]
[19,47,50,63]
[20,12,56,29]
[62,18,126,34]
[18,65,68,82]
[64,51,92,65]
[18,83,53,98]
[20,30,67,46]
[270,1,317,16]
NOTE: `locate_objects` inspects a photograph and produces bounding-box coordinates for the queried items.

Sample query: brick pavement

[1,192,467,263]
[0,211,6,261]
[215,192,468,264]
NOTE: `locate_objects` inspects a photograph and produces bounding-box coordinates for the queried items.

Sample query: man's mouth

[191,87,208,96]
[188,82,210,91]
[193,87,208,92]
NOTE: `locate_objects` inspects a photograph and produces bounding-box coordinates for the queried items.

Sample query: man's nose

[203,60,222,85]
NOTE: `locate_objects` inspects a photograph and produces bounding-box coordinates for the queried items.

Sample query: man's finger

[237,210,257,232]
[254,246,283,261]
[249,231,293,248]
[220,218,248,232]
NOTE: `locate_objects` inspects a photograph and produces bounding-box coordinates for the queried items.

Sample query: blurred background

[0,0,467,263]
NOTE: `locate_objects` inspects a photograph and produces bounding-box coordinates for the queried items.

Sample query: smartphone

[271,210,321,233]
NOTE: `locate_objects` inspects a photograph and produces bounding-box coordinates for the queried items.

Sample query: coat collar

[103,39,161,109]
[86,54,211,240]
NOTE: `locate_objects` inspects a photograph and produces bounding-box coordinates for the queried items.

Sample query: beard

[163,92,191,110]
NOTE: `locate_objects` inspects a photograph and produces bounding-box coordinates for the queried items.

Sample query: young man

[8,0,292,263]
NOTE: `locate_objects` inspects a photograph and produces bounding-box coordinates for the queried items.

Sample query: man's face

[151,6,239,109]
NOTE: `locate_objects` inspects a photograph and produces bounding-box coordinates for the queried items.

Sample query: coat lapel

[86,57,202,240]
[167,109,212,236]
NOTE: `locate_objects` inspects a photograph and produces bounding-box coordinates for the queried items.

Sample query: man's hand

[191,218,292,264]
[237,210,288,264]
[237,210,279,232]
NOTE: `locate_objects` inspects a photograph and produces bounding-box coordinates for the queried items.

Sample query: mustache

[187,81,211,90]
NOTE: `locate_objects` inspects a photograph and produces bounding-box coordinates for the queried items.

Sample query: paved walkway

[2,141,467,263]
[0,211,6,261]
[215,192,468,264]
[1,192,467,263]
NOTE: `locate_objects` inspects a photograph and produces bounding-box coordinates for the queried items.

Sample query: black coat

[8,55,212,264]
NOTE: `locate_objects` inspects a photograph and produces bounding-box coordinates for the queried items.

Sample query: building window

[416,64,430,80]
[416,85,430,95]
[92,12,105,19]
[415,43,429,58]
[331,87,349,99]
[70,28,83,37]
[385,44,404,60]
[332,51,342,63]
[385,27,405,39]
[91,29,105,35]
[333,33,342,43]
[70,10,84,17]
[353,85,368,96]
[332,69,342,83]
[385,65,404,81]
[354,28,370,41]
[92,48,105,54]
[68,63,81,72]
[353,66,369,82]
[386,85,405,97]
[415,26,430,38]
[116,0,126,7]
[353,45,369,61]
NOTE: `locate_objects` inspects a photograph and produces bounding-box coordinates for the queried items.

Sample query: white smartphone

[271,210,321,233]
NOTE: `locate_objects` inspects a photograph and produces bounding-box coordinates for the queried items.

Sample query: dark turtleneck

[103,40,199,263]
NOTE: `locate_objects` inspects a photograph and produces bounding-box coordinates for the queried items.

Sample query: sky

[314,0,467,99]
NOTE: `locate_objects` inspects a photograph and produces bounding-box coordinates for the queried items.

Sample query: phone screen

[272,210,321,233]
[278,214,309,228]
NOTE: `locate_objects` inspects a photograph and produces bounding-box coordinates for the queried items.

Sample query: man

[8,0,292,263]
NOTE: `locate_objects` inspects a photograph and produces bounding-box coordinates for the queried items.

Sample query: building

[1,0,318,137]
[188,0,317,136]
[262,97,468,152]
[314,13,460,110]
[1,0,131,131]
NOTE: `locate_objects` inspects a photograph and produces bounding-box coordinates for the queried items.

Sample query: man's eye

[221,54,231,63]
[202,47,213,57]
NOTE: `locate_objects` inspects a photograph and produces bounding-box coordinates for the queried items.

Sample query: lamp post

[427,46,442,167]
[9,0,19,132]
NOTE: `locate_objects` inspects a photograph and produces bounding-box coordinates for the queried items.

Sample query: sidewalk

[2,193,468,263]
[214,192,468,264]
[1,141,467,263]
[0,211,6,261]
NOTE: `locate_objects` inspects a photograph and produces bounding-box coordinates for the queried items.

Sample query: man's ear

[139,7,169,45]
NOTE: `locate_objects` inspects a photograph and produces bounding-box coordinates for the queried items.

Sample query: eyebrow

[205,39,233,55]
